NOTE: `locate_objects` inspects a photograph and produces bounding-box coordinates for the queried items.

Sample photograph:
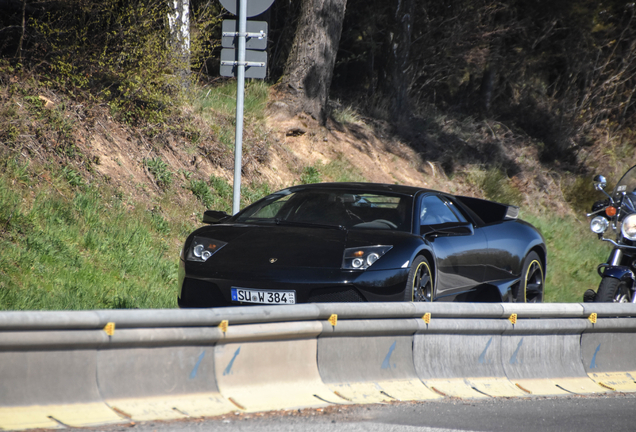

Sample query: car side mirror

[202,210,230,224]
[593,175,607,191]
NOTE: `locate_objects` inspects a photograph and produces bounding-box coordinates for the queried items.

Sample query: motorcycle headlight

[186,236,227,262]
[622,214,636,241]
[590,216,609,234]
[342,245,392,270]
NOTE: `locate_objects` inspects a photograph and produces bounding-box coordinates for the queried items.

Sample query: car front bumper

[177,258,409,308]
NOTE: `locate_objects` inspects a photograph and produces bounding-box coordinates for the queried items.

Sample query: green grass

[523,213,610,302]
[186,175,267,214]
[299,155,366,184]
[322,154,365,183]
[300,166,322,184]
[194,81,272,150]
[0,160,192,310]
[196,80,269,120]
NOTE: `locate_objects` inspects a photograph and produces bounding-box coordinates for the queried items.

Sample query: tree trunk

[277,0,347,125]
[479,65,495,113]
[167,0,190,86]
[381,0,414,125]
[15,0,26,60]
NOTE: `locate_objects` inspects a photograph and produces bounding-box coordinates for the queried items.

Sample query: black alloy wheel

[405,255,433,302]
[517,251,544,303]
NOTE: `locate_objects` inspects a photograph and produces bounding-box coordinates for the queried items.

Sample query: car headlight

[186,236,227,262]
[622,214,636,240]
[590,216,609,234]
[342,245,392,270]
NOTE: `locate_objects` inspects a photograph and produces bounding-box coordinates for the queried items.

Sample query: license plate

[231,287,296,304]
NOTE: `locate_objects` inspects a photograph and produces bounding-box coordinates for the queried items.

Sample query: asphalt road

[89,393,636,432]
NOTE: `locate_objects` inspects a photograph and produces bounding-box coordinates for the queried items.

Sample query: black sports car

[178,183,546,307]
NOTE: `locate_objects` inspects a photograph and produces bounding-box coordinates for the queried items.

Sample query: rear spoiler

[456,196,519,224]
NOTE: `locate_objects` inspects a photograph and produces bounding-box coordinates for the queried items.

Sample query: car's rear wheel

[516,251,544,303]
[405,255,432,302]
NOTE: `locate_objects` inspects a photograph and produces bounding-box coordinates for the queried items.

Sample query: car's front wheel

[405,255,432,302]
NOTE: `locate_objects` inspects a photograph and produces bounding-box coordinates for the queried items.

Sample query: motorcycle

[585,165,636,303]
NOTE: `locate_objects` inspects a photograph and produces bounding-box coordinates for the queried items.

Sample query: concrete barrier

[501,319,607,395]
[214,338,339,412]
[316,319,440,403]
[213,321,340,412]
[415,337,519,397]
[580,315,636,392]
[581,332,636,392]
[0,350,121,430]
[97,346,234,421]
[1,303,636,430]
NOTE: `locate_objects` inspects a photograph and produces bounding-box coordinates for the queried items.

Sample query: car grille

[178,278,231,308]
[307,286,366,303]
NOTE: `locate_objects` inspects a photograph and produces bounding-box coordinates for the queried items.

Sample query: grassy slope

[0,82,614,309]
[523,213,609,303]
[0,166,610,309]
[0,161,186,309]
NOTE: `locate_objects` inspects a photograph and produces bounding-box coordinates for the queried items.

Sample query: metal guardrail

[1,302,636,431]
[1,302,635,331]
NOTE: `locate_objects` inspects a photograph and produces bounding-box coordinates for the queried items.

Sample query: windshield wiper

[274,218,347,231]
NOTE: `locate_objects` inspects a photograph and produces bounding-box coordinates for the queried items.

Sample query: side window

[445,198,468,223]
[420,195,461,226]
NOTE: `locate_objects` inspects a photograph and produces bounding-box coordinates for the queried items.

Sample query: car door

[418,194,488,300]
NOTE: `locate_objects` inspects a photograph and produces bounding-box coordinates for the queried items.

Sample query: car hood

[188,224,412,269]
[193,224,347,268]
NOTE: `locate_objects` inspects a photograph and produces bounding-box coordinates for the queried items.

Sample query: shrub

[188,179,214,208]
[145,158,173,190]
[300,165,322,184]
[470,167,523,206]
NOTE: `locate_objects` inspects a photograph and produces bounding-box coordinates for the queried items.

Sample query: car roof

[285,182,435,197]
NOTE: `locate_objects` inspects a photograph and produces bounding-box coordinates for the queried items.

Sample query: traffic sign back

[219,0,274,17]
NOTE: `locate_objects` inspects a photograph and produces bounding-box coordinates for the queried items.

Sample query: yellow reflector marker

[219,320,229,333]
[588,313,598,324]
[328,314,338,327]
[422,313,431,324]
[508,314,517,325]
[104,322,115,336]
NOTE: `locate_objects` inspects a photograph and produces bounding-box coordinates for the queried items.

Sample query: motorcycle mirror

[593,175,607,191]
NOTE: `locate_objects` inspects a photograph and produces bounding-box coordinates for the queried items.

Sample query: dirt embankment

[4,85,581,218]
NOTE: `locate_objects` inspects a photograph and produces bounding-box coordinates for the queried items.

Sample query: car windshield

[235,189,413,231]
[614,165,636,200]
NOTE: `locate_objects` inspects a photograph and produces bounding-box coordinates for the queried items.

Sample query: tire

[516,251,544,303]
[405,255,433,302]
[594,277,632,303]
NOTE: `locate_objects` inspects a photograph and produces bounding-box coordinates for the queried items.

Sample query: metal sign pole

[231,0,247,215]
